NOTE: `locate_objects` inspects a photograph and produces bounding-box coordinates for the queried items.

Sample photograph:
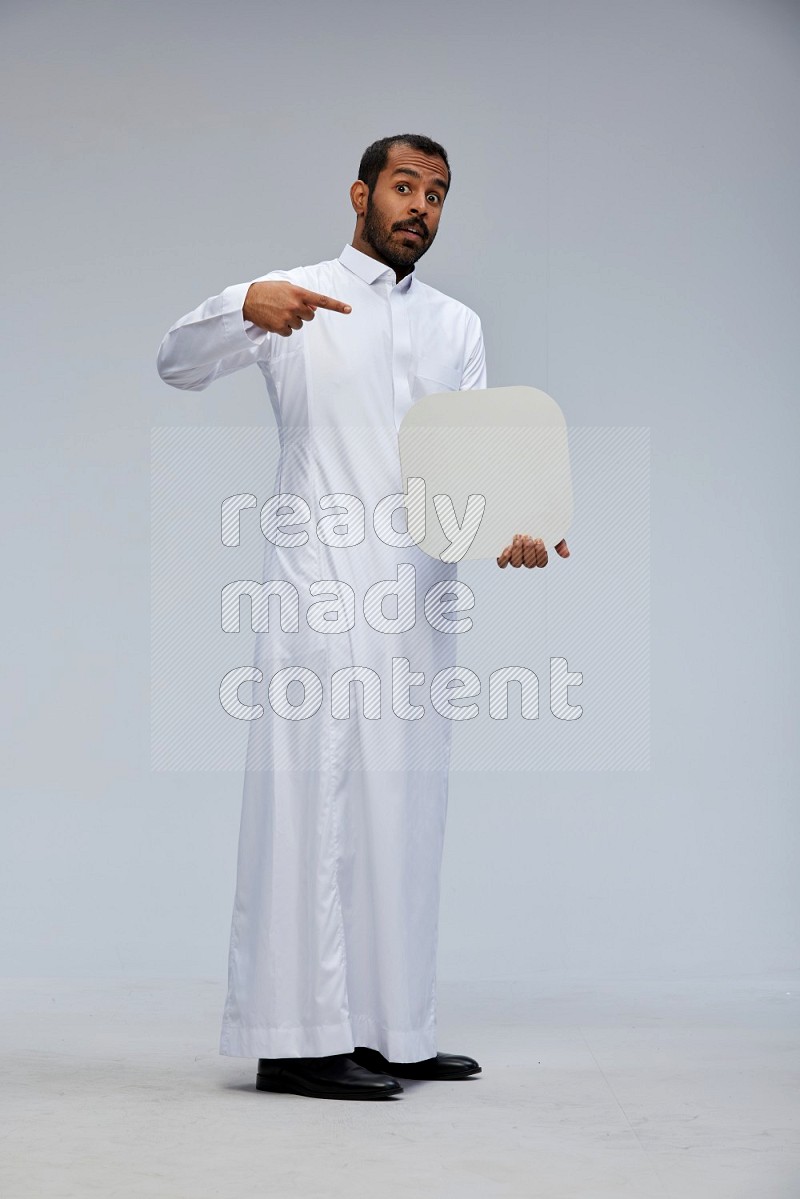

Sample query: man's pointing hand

[243,281,352,337]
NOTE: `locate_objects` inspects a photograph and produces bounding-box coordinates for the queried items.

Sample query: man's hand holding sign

[497,532,571,568]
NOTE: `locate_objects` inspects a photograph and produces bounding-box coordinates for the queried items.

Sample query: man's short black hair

[358,134,451,196]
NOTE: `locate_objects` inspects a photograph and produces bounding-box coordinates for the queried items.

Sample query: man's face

[361,143,449,270]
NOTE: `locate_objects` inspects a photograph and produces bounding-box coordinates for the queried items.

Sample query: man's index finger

[303,289,351,314]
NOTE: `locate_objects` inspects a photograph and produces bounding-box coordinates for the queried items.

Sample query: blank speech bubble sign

[398,385,573,561]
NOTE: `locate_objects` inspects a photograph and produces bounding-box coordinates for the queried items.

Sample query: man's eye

[397,184,409,192]
[427,194,440,204]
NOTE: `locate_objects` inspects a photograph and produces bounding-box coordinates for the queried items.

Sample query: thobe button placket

[390,282,413,432]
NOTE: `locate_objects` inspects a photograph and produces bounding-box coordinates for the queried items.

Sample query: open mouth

[396,226,424,240]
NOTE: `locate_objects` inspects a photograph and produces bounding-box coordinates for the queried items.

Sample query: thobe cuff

[220,281,270,346]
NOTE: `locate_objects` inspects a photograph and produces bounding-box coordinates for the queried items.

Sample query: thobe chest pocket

[412,358,462,394]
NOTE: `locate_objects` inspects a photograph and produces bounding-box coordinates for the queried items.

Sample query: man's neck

[350,236,413,284]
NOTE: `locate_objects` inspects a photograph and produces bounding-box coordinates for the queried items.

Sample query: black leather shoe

[350,1046,481,1080]
[256,1053,403,1100]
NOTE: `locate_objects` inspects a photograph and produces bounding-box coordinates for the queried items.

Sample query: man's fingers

[297,288,351,314]
[522,535,548,568]
[501,534,568,569]
[521,536,548,568]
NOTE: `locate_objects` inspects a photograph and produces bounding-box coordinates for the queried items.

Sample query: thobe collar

[339,242,415,293]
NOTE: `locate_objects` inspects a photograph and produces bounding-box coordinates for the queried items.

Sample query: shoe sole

[256,1074,403,1100]
[394,1068,481,1080]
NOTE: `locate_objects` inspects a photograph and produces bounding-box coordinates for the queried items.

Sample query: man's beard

[362,193,434,270]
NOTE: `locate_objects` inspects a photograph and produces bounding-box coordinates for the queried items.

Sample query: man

[157,134,569,1102]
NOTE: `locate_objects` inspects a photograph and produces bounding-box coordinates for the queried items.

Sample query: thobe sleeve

[156,271,288,391]
[460,311,487,391]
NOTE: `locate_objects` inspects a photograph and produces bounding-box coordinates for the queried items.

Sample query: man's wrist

[242,283,255,325]
[220,281,267,345]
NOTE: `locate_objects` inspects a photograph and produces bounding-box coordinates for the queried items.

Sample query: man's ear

[350,179,367,216]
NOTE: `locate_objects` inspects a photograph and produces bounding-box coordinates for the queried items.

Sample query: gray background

[2,0,797,983]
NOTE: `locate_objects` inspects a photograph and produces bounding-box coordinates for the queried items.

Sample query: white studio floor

[2,974,798,1199]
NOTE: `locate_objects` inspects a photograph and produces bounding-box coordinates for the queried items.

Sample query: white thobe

[157,242,487,1060]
